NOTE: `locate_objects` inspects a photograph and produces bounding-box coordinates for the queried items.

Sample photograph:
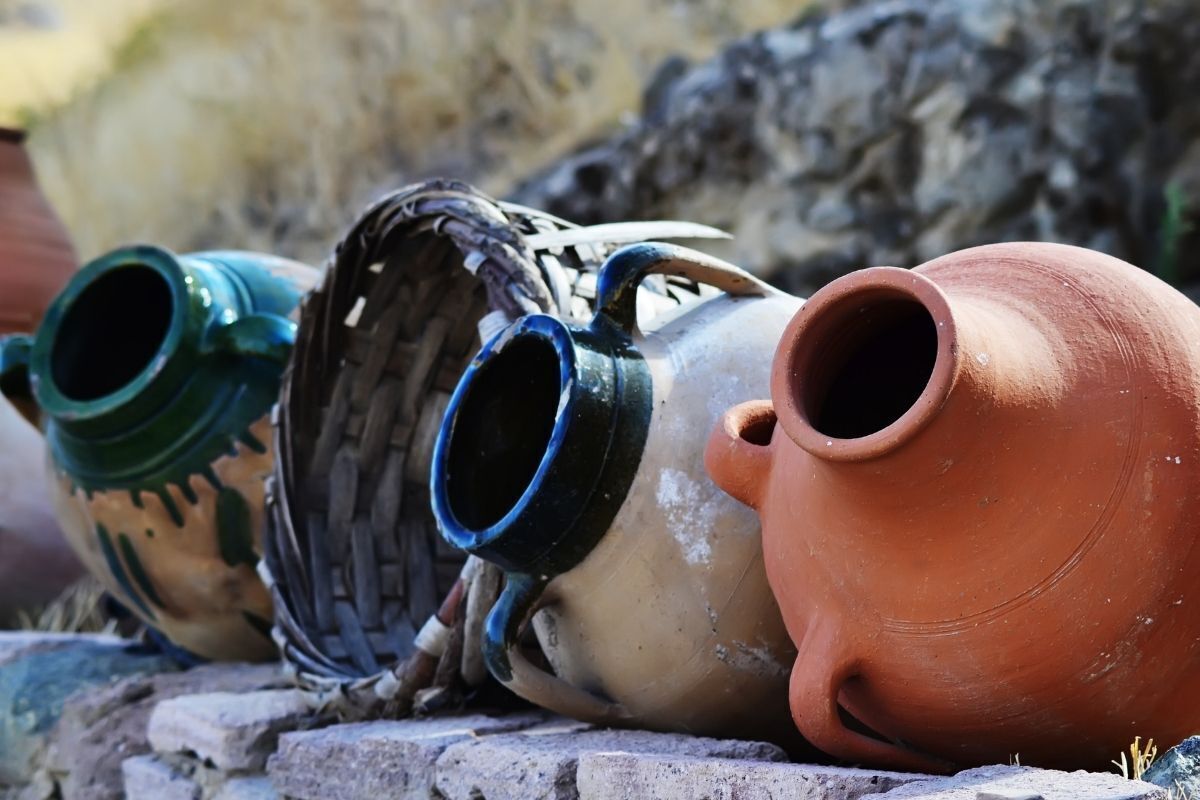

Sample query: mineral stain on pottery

[433,242,804,745]
[706,241,1200,772]
[1,245,317,661]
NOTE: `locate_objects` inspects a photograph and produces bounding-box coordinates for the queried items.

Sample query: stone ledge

[434,720,789,800]
[148,689,313,771]
[122,754,201,800]
[577,751,930,800]
[875,765,1166,800]
[266,712,549,800]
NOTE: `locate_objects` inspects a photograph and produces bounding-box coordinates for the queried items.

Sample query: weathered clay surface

[876,765,1165,800]
[148,689,312,771]
[515,0,1200,292]
[41,662,284,800]
[577,752,930,800]
[266,712,548,800]
[434,719,787,799]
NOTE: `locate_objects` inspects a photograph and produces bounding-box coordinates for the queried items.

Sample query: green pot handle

[484,572,634,725]
[204,312,297,364]
[0,334,33,399]
[592,241,778,337]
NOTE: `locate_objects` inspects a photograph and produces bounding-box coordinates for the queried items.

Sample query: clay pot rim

[770,266,959,462]
[31,244,191,421]
[0,127,26,145]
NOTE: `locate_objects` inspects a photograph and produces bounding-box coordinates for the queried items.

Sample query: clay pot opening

[774,268,956,461]
[804,293,937,440]
[51,265,174,402]
[737,405,777,447]
[445,336,562,530]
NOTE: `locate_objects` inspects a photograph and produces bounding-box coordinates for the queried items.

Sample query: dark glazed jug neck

[432,311,652,577]
[28,245,298,493]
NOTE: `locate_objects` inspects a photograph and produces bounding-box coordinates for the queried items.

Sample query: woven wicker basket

[262,178,724,716]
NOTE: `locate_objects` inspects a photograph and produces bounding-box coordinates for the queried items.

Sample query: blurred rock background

[5,0,1200,290]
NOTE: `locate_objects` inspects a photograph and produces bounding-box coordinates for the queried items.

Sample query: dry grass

[1113,736,1158,782]
[14,577,117,634]
[19,0,804,265]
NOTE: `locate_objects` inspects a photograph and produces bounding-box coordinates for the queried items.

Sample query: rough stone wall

[514,0,1200,294]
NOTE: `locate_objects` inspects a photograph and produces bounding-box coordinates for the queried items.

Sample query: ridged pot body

[7,245,317,661]
[707,242,1200,771]
[0,129,76,334]
[531,291,801,738]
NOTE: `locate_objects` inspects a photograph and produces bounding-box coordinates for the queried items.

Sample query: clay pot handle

[705,399,777,510]
[204,313,297,364]
[790,622,952,774]
[0,334,32,399]
[592,242,778,336]
[484,572,634,725]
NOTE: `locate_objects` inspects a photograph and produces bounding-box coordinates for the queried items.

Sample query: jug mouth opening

[34,245,186,420]
[443,333,563,532]
[50,265,174,402]
[772,267,958,462]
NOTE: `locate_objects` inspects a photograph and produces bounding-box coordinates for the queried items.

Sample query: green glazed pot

[0,244,318,661]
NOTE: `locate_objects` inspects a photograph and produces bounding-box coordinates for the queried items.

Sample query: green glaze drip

[178,481,198,505]
[200,466,222,491]
[96,524,154,620]
[241,611,273,641]
[237,429,267,454]
[145,528,155,538]
[117,533,166,610]
[156,488,184,527]
[216,488,257,568]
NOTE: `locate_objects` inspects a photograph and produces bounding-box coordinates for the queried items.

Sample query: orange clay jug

[707,242,1200,773]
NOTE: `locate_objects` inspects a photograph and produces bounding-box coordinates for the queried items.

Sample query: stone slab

[46,662,284,800]
[148,689,312,771]
[121,754,200,800]
[876,765,1165,800]
[213,775,279,800]
[435,719,788,800]
[577,752,932,800]
[266,712,548,800]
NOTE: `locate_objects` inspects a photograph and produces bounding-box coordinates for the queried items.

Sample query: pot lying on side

[708,242,1200,772]
[0,245,318,661]
[433,242,804,745]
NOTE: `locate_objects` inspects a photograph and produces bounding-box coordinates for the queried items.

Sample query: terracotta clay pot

[433,243,803,744]
[0,128,76,334]
[707,242,1200,772]
[0,245,317,661]
[0,390,83,617]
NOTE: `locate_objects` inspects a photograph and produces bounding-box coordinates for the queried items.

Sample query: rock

[434,720,787,800]
[42,662,284,800]
[576,752,932,800]
[876,765,1165,800]
[121,755,200,800]
[514,0,1200,293]
[213,776,278,800]
[0,637,177,786]
[266,712,548,800]
[147,689,312,771]
[1142,736,1200,797]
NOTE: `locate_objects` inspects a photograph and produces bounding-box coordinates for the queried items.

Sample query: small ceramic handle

[704,399,777,510]
[789,620,952,774]
[206,313,297,364]
[593,242,777,336]
[0,334,33,398]
[484,573,634,725]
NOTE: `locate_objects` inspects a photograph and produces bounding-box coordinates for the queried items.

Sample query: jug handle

[484,572,634,725]
[204,313,297,364]
[592,242,778,337]
[790,621,952,775]
[704,399,777,510]
[0,334,33,398]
